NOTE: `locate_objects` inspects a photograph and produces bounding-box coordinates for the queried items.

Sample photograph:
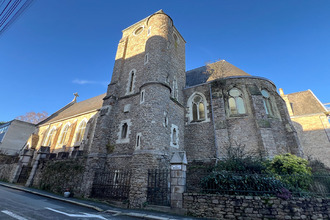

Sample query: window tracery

[228,88,246,115]
[75,120,87,143]
[261,89,274,116]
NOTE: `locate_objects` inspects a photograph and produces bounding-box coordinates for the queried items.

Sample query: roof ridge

[36,99,76,126]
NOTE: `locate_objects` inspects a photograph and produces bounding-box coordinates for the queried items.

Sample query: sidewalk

[0,181,199,220]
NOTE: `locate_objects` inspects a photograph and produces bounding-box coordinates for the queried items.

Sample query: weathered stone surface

[183,194,330,220]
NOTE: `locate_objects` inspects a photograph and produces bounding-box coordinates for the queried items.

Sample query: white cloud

[72,79,108,86]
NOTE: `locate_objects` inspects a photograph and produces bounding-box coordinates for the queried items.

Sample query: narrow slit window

[144,53,148,64]
[172,128,177,145]
[140,90,145,104]
[136,134,141,149]
[129,71,134,92]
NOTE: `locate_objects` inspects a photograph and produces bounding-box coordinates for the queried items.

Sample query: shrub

[267,153,312,191]
[200,170,287,196]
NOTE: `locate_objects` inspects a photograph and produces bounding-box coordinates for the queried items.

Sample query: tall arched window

[188,92,209,123]
[75,120,87,143]
[261,89,274,116]
[228,88,246,115]
[192,94,205,121]
[58,123,70,146]
[44,127,56,146]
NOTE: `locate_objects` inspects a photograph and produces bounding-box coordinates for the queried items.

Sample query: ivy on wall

[39,159,86,195]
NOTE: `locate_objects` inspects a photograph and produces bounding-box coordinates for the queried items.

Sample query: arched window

[188,93,209,123]
[126,69,136,95]
[261,89,274,116]
[75,120,87,143]
[44,127,56,146]
[192,94,205,121]
[228,88,246,115]
[58,123,70,146]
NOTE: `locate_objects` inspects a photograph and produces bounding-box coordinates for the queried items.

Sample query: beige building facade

[24,93,104,157]
[280,89,330,167]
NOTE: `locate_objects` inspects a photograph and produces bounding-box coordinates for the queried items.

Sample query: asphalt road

[0,185,137,220]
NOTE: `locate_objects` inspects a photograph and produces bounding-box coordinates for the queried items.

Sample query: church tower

[89,10,186,206]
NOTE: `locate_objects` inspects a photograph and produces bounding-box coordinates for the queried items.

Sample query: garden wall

[32,158,86,197]
[0,163,17,182]
[0,154,18,182]
[183,193,330,219]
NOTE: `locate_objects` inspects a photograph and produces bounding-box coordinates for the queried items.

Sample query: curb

[0,182,103,212]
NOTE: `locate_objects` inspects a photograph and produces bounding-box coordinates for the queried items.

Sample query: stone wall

[183,193,330,219]
[0,154,18,181]
[0,163,17,182]
[292,114,330,168]
[32,158,86,197]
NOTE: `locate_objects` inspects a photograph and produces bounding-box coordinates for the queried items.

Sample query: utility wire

[0,0,34,36]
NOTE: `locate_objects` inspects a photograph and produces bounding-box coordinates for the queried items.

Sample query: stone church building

[13,10,308,207]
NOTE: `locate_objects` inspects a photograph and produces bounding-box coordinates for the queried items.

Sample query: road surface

[0,185,137,220]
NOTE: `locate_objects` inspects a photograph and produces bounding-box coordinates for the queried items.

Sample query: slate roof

[38,93,105,125]
[286,90,327,116]
[186,60,250,87]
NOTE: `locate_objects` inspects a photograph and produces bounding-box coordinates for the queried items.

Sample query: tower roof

[186,60,250,87]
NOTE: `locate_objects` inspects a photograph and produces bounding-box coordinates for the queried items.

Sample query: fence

[147,169,170,206]
[189,170,330,197]
[91,169,131,201]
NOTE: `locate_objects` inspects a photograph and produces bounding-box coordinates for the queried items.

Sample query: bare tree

[16,111,48,124]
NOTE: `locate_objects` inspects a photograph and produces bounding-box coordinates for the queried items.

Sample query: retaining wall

[183,193,330,219]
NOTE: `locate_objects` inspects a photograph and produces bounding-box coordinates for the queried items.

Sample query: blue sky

[1,0,329,122]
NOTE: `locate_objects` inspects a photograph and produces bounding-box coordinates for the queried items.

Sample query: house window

[140,90,145,104]
[75,120,87,143]
[192,94,205,121]
[44,127,56,146]
[228,88,246,115]
[261,89,274,116]
[58,123,70,146]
